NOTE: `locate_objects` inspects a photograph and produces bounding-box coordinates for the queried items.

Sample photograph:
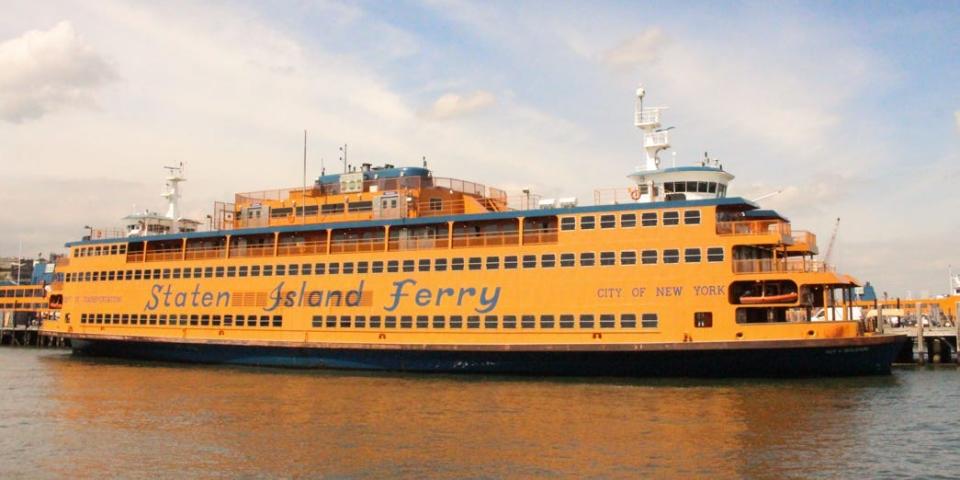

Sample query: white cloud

[599,28,666,68]
[0,21,116,123]
[423,91,496,119]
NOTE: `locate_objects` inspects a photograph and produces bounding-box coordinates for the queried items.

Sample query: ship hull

[69,335,907,378]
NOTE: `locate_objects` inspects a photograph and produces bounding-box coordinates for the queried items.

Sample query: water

[1,349,959,479]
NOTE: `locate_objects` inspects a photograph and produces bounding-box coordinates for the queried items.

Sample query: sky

[0,0,958,297]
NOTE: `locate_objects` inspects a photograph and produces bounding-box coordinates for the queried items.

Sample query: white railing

[644,131,670,149]
[634,108,664,127]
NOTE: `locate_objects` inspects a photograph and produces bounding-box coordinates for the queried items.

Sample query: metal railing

[717,220,791,237]
[790,230,817,247]
[732,258,834,274]
[644,131,669,149]
[451,231,520,248]
[228,245,274,258]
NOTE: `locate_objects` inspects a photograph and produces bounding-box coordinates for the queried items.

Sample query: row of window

[76,244,127,257]
[64,248,726,283]
[0,288,45,298]
[311,313,663,330]
[79,313,283,328]
[559,210,700,231]
[0,302,46,309]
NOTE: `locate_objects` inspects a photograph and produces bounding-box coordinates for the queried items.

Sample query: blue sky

[0,0,958,295]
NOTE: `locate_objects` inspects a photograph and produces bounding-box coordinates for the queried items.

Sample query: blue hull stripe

[71,338,905,378]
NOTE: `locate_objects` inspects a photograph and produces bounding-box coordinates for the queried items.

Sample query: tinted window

[663,249,680,264]
[684,248,701,263]
[600,252,616,266]
[600,215,616,229]
[641,250,658,265]
[642,313,659,328]
[580,252,595,267]
[663,211,680,226]
[641,212,657,227]
[621,251,637,265]
[561,217,576,231]
[560,253,575,267]
[707,247,725,262]
[580,216,595,230]
[621,314,637,328]
[541,254,556,268]
[621,213,637,228]
[522,255,537,268]
[684,210,701,225]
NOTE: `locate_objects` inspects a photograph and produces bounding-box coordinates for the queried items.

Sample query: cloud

[599,28,666,69]
[0,21,117,123]
[423,90,496,119]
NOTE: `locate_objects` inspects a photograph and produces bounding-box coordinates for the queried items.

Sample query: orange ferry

[41,89,905,377]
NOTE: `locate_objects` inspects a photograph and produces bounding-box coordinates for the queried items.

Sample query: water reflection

[1,350,950,479]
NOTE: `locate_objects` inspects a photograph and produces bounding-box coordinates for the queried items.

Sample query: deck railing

[228,245,274,258]
[790,230,817,248]
[451,231,520,248]
[521,228,558,245]
[144,249,183,262]
[277,241,326,256]
[717,220,791,237]
[732,258,834,274]
[184,247,226,260]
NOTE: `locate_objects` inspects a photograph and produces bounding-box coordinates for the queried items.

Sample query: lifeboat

[739,292,798,304]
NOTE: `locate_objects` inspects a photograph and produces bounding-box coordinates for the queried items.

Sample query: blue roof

[316,166,431,185]
[743,209,789,221]
[65,197,758,247]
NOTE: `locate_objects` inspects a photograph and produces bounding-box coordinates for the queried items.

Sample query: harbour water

[1,348,958,479]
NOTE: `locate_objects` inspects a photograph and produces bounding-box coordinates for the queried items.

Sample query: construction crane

[823,217,840,264]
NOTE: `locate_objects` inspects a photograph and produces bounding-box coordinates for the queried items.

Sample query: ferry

[41,88,905,377]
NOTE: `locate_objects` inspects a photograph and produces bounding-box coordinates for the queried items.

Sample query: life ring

[629,188,641,200]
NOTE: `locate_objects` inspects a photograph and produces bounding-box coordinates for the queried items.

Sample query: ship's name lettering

[693,285,725,296]
[385,279,500,314]
[144,284,232,311]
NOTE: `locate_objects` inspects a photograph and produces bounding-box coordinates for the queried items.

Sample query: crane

[823,217,840,264]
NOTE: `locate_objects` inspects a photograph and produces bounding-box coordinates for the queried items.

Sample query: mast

[634,86,670,172]
[162,163,186,234]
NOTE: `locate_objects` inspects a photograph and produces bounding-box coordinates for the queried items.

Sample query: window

[340,316,351,328]
[172,268,182,279]
[641,212,657,227]
[504,256,518,269]
[559,314,575,329]
[600,215,616,229]
[684,210,701,225]
[663,249,680,264]
[260,265,271,276]
[224,315,233,327]
[684,248,701,263]
[621,313,637,328]
[560,253,575,267]
[521,315,536,329]
[502,315,517,329]
[695,312,713,328]
[580,216,595,230]
[600,314,616,328]
[400,316,413,328]
[251,265,261,276]
[641,250,658,265]
[432,316,445,329]
[540,315,555,329]
[561,217,576,231]
[450,315,463,329]
[370,316,382,328]
[328,263,340,274]
[541,254,556,268]
[372,261,384,273]
[451,258,465,271]
[434,259,447,271]
[402,260,415,273]
[600,252,616,266]
[641,313,659,329]
[621,213,637,228]
[385,316,397,328]
[302,263,312,275]
[484,315,498,329]
[663,211,680,226]
[288,264,298,275]
[621,250,637,265]
[522,255,537,268]
[467,315,480,329]
[226,266,236,277]
[326,316,337,328]
[387,261,399,273]
[357,262,368,274]
[429,197,442,211]
[486,256,499,270]
[260,316,270,327]
[162,269,171,280]
[707,247,725,262]
[579,252,595,267]
[579,314,595,329]
[468,257,482,271]
[312,316,323,328]
[416,315,429,329]
[418,259,431,272]
[238,266,248,277]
